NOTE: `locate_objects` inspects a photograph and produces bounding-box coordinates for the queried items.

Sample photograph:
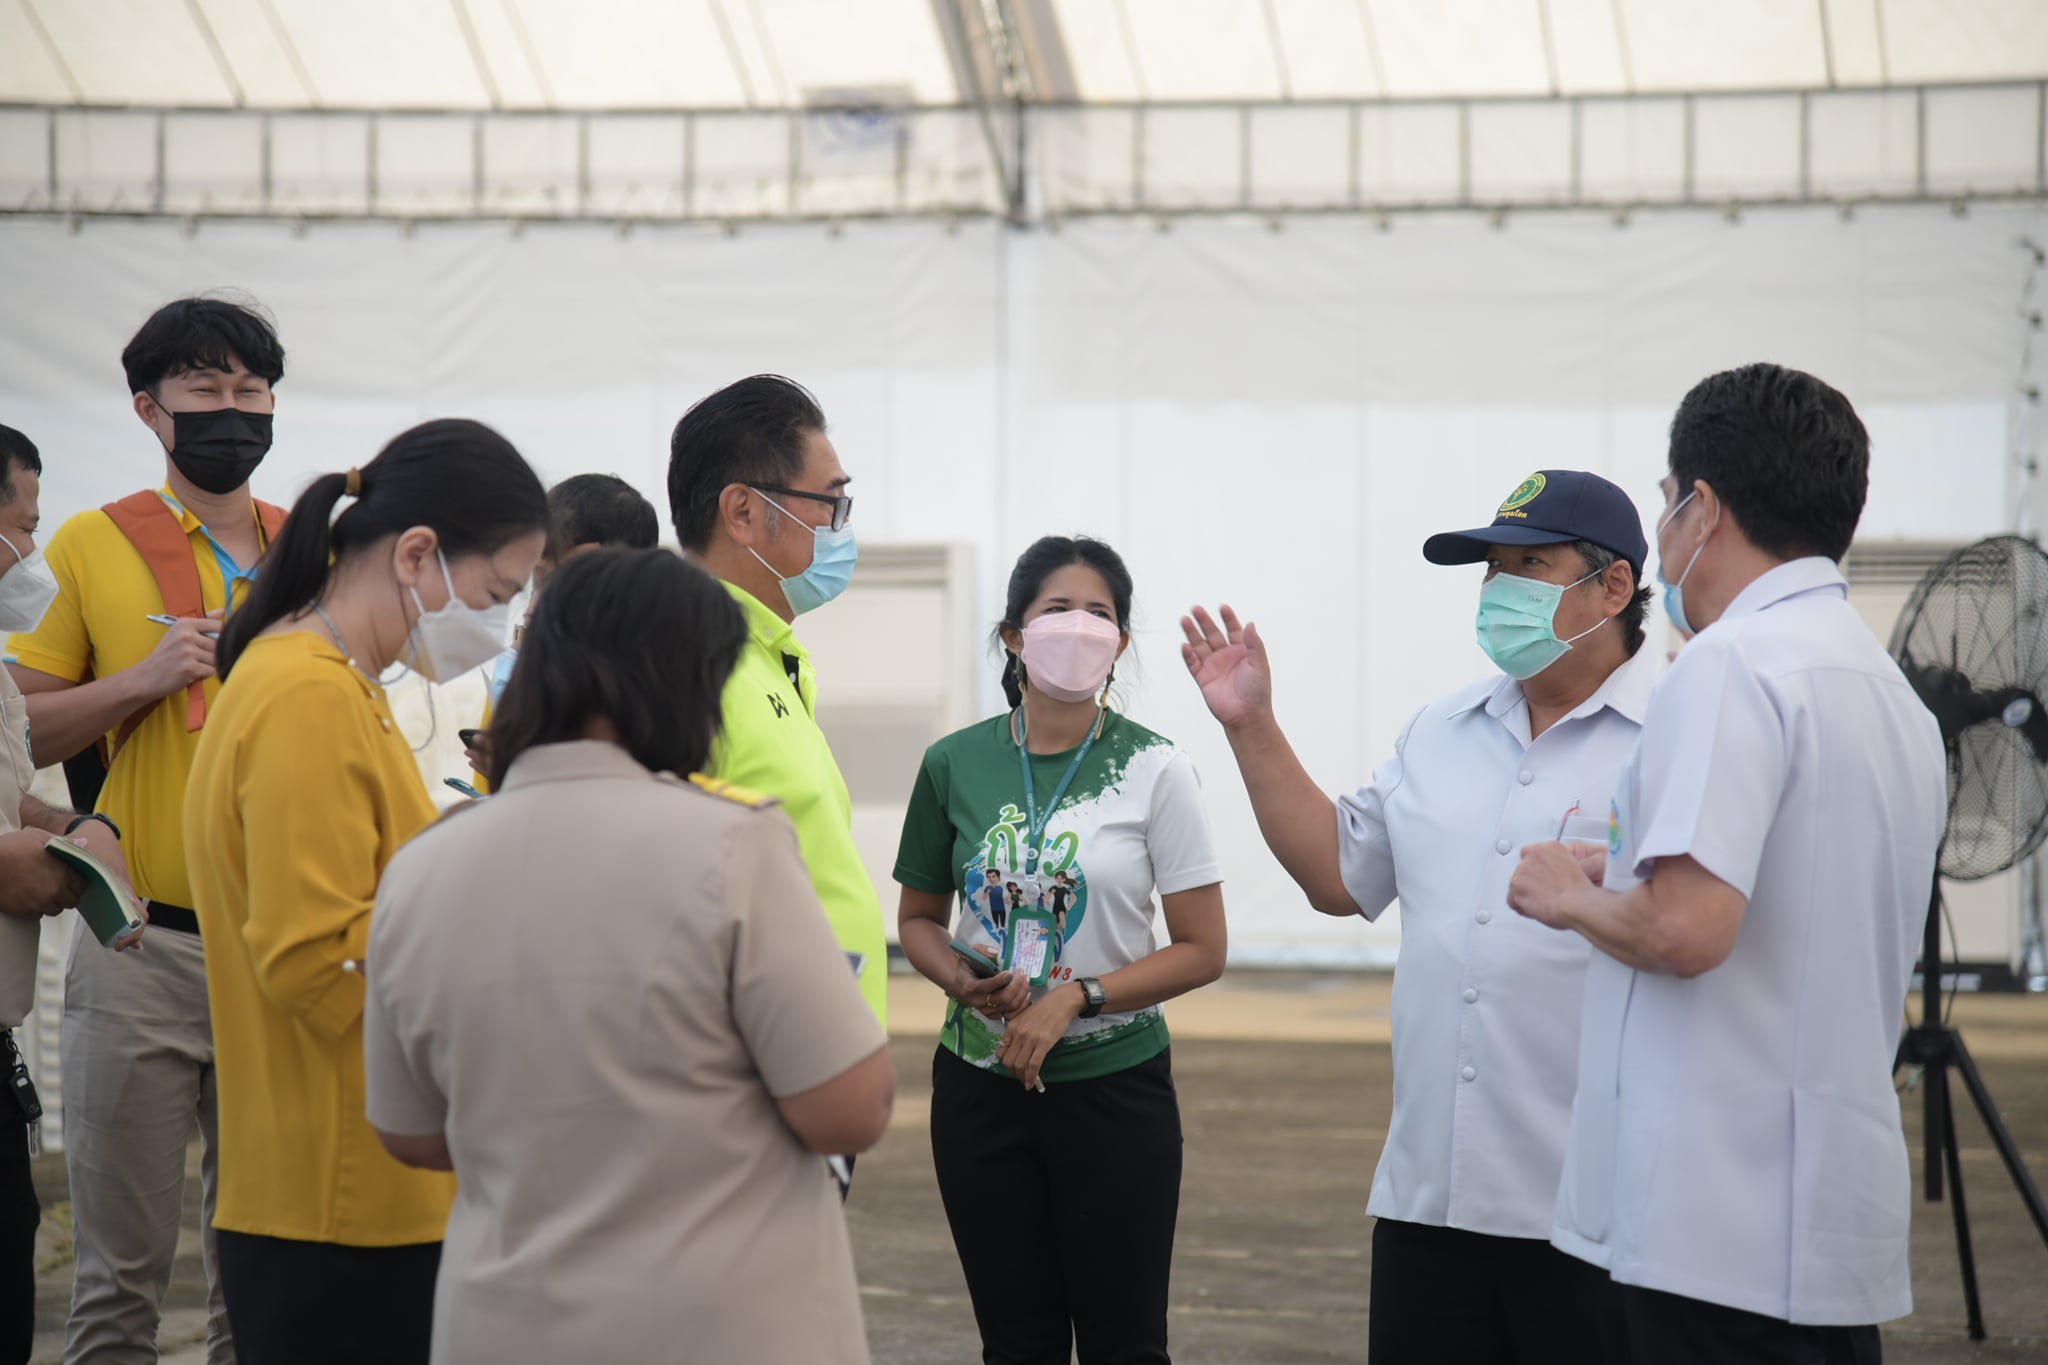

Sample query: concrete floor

[26,972,2048,1363]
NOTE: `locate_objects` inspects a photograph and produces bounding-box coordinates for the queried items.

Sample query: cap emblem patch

[1498,473,1547,514]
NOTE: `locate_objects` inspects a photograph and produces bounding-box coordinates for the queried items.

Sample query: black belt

[145,901,200,936]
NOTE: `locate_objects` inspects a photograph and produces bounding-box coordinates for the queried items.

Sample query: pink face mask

[1020,612,1122,703]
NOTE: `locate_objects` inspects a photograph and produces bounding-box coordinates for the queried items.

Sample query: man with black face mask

[4,295,287,1365]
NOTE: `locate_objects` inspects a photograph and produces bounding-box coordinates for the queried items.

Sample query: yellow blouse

[184,629,455,1245]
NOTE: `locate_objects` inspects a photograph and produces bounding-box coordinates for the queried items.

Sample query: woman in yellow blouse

[184,418,547,1365]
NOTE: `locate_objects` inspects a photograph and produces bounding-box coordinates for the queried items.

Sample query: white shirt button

[1463,988,1479,1003]
[1495,838,1511,854]
[1518,770,1534,785]
[1476,909,1492,924]
[1461,1065,1477,1082]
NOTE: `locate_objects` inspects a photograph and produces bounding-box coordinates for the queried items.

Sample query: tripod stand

[1893,881,2048,1341]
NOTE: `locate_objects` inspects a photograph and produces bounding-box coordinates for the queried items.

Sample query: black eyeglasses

[749,484,853,532]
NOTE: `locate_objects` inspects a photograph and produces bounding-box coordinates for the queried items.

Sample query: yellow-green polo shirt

[708,582,886,1026]
[6,487,269,909]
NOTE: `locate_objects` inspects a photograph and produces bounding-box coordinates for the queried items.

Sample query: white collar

[1714,556,1848,626]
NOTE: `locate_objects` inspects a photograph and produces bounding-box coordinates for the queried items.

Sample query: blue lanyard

[1014,706,1100,869]
[487,646,518,707]
[158,492,261,611]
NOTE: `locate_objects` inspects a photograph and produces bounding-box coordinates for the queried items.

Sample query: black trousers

[0,1117,35,1365]
[1620,1284,1882,1365]
[930,1045,1182,1365]
[1368,1217,1629,1365]
[216,1229,440,1365]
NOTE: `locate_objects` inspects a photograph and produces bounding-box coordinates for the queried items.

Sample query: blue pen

[444,778,483,800]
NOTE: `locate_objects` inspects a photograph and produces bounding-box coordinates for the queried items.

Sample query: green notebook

[44,839,146,947]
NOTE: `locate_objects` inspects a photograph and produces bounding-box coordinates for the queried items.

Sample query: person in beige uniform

[364,548,893,1365]
[0,425,137,1363]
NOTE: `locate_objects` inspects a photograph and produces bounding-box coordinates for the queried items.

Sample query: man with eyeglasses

[666,376,885,1058]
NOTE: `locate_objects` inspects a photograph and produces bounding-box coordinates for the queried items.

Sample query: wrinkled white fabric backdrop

[0,204,2033,970]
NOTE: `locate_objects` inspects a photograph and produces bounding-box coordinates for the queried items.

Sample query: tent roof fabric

[3,0,2046,111]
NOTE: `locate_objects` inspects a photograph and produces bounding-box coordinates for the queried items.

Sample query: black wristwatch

[64,812,120,841]
[1076,977,1107,1019]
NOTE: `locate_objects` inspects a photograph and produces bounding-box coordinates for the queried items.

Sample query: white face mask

[0,531,58,635]
[405,548,511,684]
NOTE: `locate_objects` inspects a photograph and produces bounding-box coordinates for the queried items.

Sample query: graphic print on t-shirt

[895,710,1222,1081]
[961,802,1092,961]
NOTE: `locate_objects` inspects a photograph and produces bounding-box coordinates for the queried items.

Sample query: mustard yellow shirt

[6,487,269,908]
[184,629,455,1245]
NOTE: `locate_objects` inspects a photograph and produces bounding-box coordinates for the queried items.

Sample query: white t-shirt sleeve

[1335,707,1420,920]
[1629,638,1789,898]
[1146,749,1223,896]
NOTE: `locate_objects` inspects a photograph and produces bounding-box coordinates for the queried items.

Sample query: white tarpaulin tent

[1,4,2044,982]
[5,0,2048,107]
[4,2,2048,221]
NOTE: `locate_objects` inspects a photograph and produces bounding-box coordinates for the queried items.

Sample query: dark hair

[0,425,40,504]
[1668,363,1868,562]
[218,419,548,679]
[995,536,1135,708]
[548,474,660,559]
[485,549,746,788]
[1569,540,1653,657]
[667,375,825,552]
[121,296,286,396]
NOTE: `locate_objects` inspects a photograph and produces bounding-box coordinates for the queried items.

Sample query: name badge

[1003,909,1058,989]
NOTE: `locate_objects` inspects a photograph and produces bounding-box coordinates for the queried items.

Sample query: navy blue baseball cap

[1423,469,1648,578]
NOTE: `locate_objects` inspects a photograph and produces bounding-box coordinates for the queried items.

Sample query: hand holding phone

[948,938,1001,978]
[459,728,492,779]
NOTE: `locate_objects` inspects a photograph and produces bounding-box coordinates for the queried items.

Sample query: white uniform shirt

[1338,644,1658,1239]
[1552,558,1946,1326]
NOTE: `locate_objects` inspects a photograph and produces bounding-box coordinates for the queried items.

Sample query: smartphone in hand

[948,938,1001,979]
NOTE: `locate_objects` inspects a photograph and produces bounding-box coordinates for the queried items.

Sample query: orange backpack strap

[254,499,287,545]
[100,492,209,755]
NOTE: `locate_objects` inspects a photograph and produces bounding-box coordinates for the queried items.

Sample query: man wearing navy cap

[1183,469,1655,1363]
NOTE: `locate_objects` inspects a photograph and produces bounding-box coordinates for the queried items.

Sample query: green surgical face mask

[1474,567,1603,680]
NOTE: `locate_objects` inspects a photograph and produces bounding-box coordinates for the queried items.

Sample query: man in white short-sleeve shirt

[1184,469,1653,1365]
[1510,363,1947,1364]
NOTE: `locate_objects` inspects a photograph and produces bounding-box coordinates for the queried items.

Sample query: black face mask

[163,407,273,495]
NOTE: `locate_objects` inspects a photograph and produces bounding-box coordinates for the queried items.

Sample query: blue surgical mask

[750,492,857,616]
[1474,568,1603,680]
[1655,489,1713,637]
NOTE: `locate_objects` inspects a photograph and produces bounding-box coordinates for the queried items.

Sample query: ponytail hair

[991,535,1135,708]
[219,418,548,679]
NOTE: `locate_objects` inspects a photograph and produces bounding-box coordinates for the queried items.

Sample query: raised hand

[1180,604,1273,729]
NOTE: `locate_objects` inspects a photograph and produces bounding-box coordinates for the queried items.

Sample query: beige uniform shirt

[364,740,885,1365]
[0,665,45,1027]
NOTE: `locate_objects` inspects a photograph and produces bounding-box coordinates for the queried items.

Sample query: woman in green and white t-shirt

[896,535,1227,1364]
